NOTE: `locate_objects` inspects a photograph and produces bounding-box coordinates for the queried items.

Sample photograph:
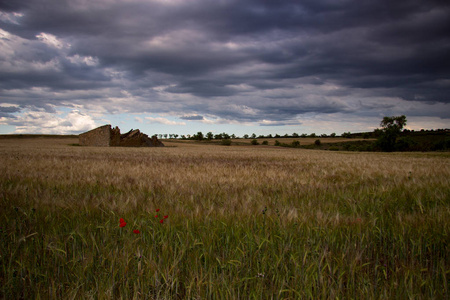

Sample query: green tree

[206,132,213,140]
[195,132,204,141]
[377,115,407,152]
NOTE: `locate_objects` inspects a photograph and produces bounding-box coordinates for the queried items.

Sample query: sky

[0,0,449,137]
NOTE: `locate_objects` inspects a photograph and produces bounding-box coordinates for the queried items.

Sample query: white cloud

[67,54,99,66]
[1,108,98,134]
[0,30,62,73]
[0,12,24,25]
[144,116,186,125]
[36,32,70,49]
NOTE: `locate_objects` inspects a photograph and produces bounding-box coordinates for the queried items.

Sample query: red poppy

[119,218,125,223]
[156,209,160,212]
[133,229,140,234]
[164,215,168,219]
[155,215,158,218]
[160,219,164,224]
[119,222,127,227]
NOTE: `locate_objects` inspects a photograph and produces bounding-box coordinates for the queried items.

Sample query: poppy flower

[155,215,158,218]
[120,218,125,223]
[120,222,127,228]
[156,209,160,212]
[160,219,164,224]
[164,215,168,219]
[133,229,140,234]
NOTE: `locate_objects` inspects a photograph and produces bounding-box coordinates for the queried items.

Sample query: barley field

[0,137,449,299]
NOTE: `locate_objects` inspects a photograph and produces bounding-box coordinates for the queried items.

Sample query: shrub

[251,139,259,145]
[262,141,269,145]
[315,139,321,146]
[221,139,232,146]
[291,140,300,147]
[274,140,281,146]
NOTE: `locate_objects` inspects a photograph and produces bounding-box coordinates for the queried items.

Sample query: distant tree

[164,134,168,139]
[222,132,230,139]
[267,134,273,138]
[174,134,179,139]
[206,132,213,140]
[377,115,407,152]
[243,134,249,139]
[251,133,256,139]
[231,134,236,139]
[275,134,281,138]
[301,134,307,138]
[330,133,336,137]
[309,133,316,138]
[195,132,203,141]
[321,134,327,137]
[292,133,299,137]
[342,132,352,138]
[214,133,223,140]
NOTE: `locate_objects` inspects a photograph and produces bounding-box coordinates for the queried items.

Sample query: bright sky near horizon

[0,0,449,137]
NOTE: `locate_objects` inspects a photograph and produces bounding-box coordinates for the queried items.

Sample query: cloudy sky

[1,0,449,136]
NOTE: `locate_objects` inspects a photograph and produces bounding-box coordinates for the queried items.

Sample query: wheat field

[1,137,449,299]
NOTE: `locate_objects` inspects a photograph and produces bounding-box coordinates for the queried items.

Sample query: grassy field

[1,137,449,299]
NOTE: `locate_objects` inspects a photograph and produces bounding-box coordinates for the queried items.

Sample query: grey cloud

[180,115,204,121]
[0,0,449,126]
[0,105,21,118]
[0,106,21,113]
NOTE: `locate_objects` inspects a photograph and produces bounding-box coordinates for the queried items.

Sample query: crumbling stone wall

[79,125,164,147]
[79,125,113,147]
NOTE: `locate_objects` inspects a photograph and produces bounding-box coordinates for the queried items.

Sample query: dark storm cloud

[1,0,449,123]
[0,105,20,118]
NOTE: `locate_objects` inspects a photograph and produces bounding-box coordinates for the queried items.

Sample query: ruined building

[79,125,164,147]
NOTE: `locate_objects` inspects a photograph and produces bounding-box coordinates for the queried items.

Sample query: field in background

[162,137,371,147]
[1,137,449,298]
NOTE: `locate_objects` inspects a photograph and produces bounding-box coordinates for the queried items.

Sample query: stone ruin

[79,124,164,147]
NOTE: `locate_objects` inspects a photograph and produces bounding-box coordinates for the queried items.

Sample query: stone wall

[79,125,112,147]
[79,125,164,147]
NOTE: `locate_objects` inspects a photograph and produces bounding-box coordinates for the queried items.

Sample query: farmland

[1,137,449,299]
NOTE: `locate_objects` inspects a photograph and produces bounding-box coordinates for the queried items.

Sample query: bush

[221,139,232,146]
[274,140,281,146]
[395,137,416,151]
[262,141,269,145]
[251,139,259,145]
[291,140,300,147]
[315,139,321,146]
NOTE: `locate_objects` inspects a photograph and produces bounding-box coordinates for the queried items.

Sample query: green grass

[2,196,448,299]
[0,138,449,299]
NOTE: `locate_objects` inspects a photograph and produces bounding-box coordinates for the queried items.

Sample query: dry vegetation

[1,137,449,298]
